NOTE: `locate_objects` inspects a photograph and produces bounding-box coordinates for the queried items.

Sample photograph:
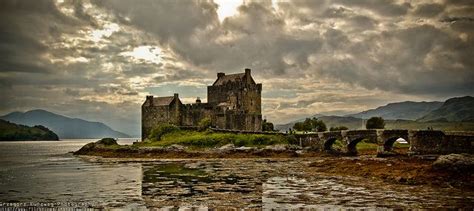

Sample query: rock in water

[432,154,474,171]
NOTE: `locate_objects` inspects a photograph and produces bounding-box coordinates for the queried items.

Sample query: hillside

[0,109,130,139]
[275,115,474,132]
[348,101,442,120]
[417,96,474,122]
[0,119,59,141]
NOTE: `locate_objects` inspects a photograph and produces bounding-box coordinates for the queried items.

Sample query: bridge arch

[381,136,410,154]
[377,130,410,156]
[384,137,401,152]
[346,137,365,155]
[323,138,338,151]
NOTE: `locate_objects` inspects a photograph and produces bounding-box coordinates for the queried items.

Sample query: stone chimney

[245,68,251,76]
[146,95,153,106]
[174,93,179,99]
[217,72,225,78]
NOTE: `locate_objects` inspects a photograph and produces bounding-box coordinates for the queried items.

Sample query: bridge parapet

[409,130,474,155]
[293,133,321,148]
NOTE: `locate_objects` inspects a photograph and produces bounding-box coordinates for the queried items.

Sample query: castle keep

[142,68,262,139]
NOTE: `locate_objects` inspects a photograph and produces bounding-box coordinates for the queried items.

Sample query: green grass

[394,142,410,148]
[137,130,290,148]
[356,141,378,151]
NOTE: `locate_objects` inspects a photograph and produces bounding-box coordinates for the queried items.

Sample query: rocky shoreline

[74,140,474,190]
[74,141,322,159]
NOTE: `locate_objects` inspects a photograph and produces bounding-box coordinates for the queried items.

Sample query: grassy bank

[137,129,291,148]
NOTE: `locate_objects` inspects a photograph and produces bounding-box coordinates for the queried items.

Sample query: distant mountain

[418,96,474,122]
[348,101,443,120]
[0,119,59,141]
[0,109,130,139]
[275,96,474,132]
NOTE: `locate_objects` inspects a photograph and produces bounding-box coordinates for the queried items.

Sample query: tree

[148,123,179,141]
[293,122,305,131]
[312,118,327,132]
[198,118,212,131]
[366,117,385,129]
[293,117,327,132]
[262,119,274,131]
[330,126,348,131]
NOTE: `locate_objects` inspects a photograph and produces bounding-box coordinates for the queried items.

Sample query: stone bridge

[293,129,474,156]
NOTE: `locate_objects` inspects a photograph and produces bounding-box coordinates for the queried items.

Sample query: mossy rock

[96,138,118,145]
[73,142,96,155]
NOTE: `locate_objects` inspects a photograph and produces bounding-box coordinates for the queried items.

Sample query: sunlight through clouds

[90,23,120,42]
[120,46,162,64]
[214,0,243,22]
[1,0,473,136]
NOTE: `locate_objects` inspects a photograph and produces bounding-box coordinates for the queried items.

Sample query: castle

[142,68,262,139]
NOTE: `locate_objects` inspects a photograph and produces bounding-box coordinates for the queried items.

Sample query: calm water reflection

[0,139,143,208]
[0,140,473,209]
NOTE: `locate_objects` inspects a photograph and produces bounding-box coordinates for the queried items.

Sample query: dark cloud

[1,0,474,128]
[335,0,411,16]
[413,3,445,17]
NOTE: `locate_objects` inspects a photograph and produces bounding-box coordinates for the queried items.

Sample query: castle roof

[212,73,245,86]
[145,96,175,106]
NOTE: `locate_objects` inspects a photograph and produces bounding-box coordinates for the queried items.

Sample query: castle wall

[180,103,214,126]
[213,110,262,131]
[241,83,262,113]
[141,100,181,140]
[142,105,170,140]
[206,72,262,131]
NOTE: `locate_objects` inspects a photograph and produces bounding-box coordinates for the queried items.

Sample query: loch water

[0,140,473,209]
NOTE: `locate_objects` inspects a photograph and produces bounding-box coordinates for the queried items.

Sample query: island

[74,69,474,189]
[0,119,59,141]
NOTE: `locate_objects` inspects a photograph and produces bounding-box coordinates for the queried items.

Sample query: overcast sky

[1,0,473,136]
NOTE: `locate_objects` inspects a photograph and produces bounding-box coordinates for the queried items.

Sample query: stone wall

[180,103,214,127]
[409,131,474,155]
[287,129,474,156]
[141,99,181,140]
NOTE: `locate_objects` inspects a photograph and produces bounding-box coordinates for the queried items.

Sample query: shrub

[285,135,298,145]
[148,123,180,141]
[198,118,212,131]
[366,117,385,129]
[262,119,274,131]
[96,138,118,145]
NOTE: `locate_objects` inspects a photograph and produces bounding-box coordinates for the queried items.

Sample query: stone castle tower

[141,68,262,139]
